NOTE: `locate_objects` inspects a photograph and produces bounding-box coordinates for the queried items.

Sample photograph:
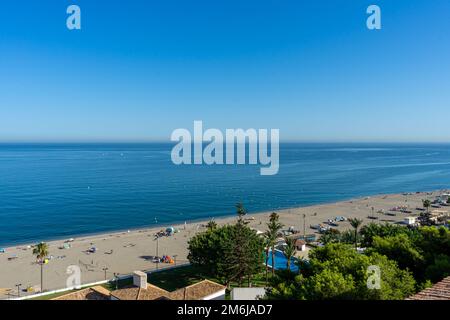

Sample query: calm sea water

[1,143,450,246]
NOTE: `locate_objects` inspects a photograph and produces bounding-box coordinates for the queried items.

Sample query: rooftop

[52,278,225,301]
[168,279,226,300]
[110,283,171,300]
[406,277,450,300]
[53,286,111,300]
[111,279,225,300]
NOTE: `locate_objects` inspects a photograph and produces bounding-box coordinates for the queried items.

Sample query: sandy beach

[0,190,446,299]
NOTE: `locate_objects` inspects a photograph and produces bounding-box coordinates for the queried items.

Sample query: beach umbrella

[166,226,175,234]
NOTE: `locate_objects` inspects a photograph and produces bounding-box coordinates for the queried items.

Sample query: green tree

[416,226,450,259]
[224,204,264,286]
[187,225,235,283]
[32,242,49,292]
[266,243,416,300]
[265,272,300,300]
[416,226,450,282]
[365,225,450,285]
[235,202,247,217]
[283,237,296,271]
[369,233,425,278]
[419,199,434,226]
[422,199,431,212]
[364,252,416,300]
[340,229,359,244]
[303,268,355,300]
[266,212,283,276]
[206,219,217,231]
[263,236,272,284]
[348,218,363,249]
[360,223,417,247]
[424,254,450,283]
[319,228,341,244]
[188,204,264,287]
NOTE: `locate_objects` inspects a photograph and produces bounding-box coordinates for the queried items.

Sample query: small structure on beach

[436,193,450,204]
[429,210,450,224]
[404,216,416,225]
[295,239,306,252]
[286,233,316,243]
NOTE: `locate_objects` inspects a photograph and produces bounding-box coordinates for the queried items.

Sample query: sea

[1,143,450,247]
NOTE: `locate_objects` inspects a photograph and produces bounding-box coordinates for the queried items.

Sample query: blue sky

[0,0,449,142]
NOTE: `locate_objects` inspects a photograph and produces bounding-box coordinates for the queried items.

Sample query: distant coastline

[2,188,447,249]
[1,191,378,248]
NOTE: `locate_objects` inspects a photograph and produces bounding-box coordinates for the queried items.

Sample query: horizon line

[1,140,450,145]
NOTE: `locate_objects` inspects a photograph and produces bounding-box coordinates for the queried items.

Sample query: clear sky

[0,0,449,142]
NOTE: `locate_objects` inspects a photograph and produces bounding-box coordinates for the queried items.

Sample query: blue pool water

[266,250,299,272]
[1,143,450,246]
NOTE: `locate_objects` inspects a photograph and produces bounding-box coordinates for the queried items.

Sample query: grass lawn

[148,265,220,291]
[102,277,133,291]
[148,265,268,291]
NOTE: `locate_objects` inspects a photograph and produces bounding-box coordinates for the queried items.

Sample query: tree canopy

[187,205,265,286]
[267,243,416,300]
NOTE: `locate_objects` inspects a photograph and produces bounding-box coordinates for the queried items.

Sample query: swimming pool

[265,249,299,272]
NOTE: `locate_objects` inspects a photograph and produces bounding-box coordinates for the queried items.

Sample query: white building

[295,239,307,251]
[437,193,450,203]
[230,287,266,300]
[404,217,416,225]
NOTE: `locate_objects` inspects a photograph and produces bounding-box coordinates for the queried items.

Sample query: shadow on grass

[148,265,214,291]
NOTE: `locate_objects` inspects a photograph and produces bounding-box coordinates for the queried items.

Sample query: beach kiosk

[404,217,416,225]
[295,239,307,252]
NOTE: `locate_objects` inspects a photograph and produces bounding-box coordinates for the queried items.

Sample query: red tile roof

[53,286,111,300]
[110,279,225,300]
[406,276,450,300]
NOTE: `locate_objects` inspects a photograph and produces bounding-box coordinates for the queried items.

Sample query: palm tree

[294,256,307,275]
[420,199,433,226]
[236,203,247,218]
[206,219,217,230]
[422,199,431,213]
[266,212,283,276]
[263,234,273,284]
[283,237,296,271]
[348,218,363,250]
[33,242,49,292]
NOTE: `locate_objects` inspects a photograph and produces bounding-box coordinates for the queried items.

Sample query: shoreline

[1,188,444,250]
[1,189,448,298]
